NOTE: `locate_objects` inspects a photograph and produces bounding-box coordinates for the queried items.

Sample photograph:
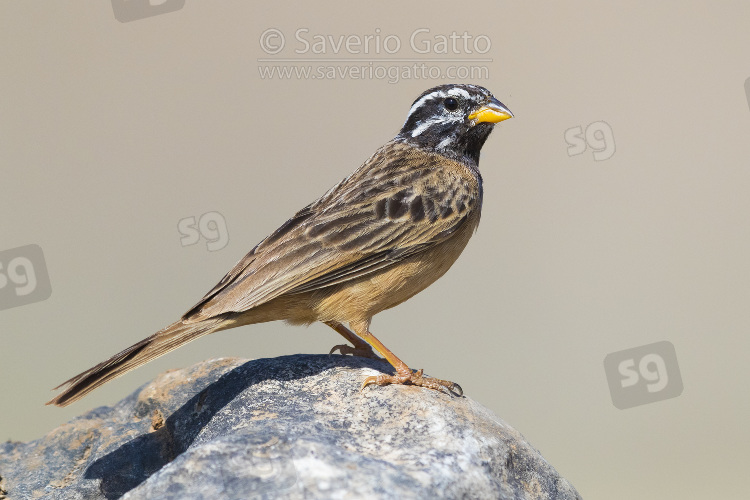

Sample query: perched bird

[47,84,512,407]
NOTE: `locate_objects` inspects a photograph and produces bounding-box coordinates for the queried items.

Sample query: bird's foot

[361,368,463,396]
[329,343,380,360]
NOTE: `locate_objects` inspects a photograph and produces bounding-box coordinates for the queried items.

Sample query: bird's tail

[46,317,229,407]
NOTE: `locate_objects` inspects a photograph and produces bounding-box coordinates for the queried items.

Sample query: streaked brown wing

[184,204,316,313]
[184,142,480,320]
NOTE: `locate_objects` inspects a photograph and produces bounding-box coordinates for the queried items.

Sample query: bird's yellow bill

[468,101,513,124]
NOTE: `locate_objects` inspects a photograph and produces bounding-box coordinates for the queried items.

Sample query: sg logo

[0,244,52,311]
[178,211,230,252]
[111,0,185,23]
[604,341,683,409]
[564,121,616,161]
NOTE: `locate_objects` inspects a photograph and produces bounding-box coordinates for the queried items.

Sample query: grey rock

[0,355,581,499]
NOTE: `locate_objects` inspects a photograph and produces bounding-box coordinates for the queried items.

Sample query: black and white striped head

[397,84,512,166]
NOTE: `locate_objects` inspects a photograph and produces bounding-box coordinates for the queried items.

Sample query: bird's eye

[443,97,459,111]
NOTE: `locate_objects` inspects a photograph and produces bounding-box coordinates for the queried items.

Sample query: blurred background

[2,1,749,498]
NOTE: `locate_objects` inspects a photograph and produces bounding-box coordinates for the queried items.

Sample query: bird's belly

[312,216,478,324]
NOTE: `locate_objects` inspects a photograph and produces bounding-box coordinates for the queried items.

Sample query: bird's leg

[325,321,380,359]
[353,325,463,397]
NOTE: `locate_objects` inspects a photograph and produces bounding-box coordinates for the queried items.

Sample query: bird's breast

[312,206,481,325]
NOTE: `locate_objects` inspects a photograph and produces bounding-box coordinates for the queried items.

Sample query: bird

[47,83,513,407]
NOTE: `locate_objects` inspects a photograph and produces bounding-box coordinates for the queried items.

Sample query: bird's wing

[183,143,480,320]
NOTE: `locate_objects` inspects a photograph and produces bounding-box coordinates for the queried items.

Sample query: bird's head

[397,84,513,165]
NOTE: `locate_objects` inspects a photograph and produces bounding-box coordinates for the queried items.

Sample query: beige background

[2,1,749,498]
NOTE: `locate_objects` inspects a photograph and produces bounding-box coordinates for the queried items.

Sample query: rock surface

[0,355,580,499]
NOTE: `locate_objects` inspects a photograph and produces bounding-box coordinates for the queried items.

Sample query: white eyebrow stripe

[447,87,470,99]
[406,90,447,117]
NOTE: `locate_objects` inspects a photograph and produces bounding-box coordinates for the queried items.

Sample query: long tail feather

[46,318,228,407]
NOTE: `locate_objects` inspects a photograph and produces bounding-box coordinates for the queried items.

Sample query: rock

[0,355,581,499]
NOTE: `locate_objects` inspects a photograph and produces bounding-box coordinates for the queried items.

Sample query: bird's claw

[360,368,463,396]
[329,344,380,359]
